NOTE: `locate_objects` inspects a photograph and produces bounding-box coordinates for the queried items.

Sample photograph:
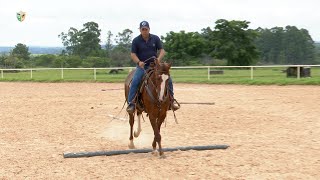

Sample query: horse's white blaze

[159,74,169,101]
[134,114,142,137]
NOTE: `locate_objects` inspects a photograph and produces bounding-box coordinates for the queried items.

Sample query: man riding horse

[126,21,180,113]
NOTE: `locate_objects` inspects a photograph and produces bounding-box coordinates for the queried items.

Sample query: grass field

[1,67,320,85]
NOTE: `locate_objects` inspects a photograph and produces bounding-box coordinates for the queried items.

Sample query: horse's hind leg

[128,113,135,149]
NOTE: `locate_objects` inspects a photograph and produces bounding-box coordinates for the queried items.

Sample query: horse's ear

[165,61,172,68]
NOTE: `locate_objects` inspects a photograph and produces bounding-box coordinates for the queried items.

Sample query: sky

[1,0,320,47]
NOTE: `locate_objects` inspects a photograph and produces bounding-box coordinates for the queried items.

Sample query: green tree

[110,29,133,66]
[255,26,315,65]
[52,55,67,68]
[59,21,102,57]
[115,29,133,50]
[12,43,30,61]
[201,27,216,57]
[78,21,102,57]
[58,27,81,55]
[283,26,315,64]
[315,42,320,64]
[82,57,111,68]
[203,19,259,66]
[0,54,6,67]
[162,31,205,65]
[33,54,57,67]
[105,30,113,58]
[110,47,130,67]
[255,27,285,64]
[4,54,23,68]
[64,56,83,67]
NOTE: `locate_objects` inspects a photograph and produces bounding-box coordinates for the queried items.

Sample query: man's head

[139,21,150,37]
[139,21,149,29]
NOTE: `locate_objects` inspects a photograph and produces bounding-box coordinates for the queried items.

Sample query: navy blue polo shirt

[131,34,163,65]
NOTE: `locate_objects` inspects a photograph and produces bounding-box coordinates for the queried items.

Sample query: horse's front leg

[128,113,135,149]
[134,112,142,137]
[157,115,167,156]
[149,115,161,155]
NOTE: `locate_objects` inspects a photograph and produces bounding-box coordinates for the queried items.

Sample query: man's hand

[155,58,161,64]
[138,61,145,68]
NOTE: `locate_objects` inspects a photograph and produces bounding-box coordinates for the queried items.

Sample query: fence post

[250,66,253,80]
[1,70,3,79]
[94,68,96,80]
[208,67,210,80]
[31,69,33,79]
[297,66,300,79]
[61,68,64,79]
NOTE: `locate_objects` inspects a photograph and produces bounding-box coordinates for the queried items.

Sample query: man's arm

[157,49,166,63]
[131,38,144,67]
[131,53,140,64]
[131,53,144,67]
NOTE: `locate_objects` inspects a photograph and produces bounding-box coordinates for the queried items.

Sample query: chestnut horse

[124,60,171,156]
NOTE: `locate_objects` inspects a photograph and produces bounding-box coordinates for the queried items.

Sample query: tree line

[1,19,320,68]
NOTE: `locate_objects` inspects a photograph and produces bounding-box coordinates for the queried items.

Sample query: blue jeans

[127,65,174,105]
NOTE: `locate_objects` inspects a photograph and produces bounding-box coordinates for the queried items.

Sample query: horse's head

[154,60,172,102]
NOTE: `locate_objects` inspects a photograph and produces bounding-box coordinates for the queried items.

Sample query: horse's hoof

[152,150,159,156]
[128,144,135,149]
[134,131,141,138]
[159,153,166,159]
[128,141,135,149]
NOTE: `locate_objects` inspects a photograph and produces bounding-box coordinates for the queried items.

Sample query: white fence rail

[1,65,320,80]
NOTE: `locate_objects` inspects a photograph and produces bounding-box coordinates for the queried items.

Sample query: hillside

[0,46,64,55]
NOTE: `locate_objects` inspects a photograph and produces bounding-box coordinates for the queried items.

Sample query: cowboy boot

[127,92,139,113]
[126,103,135,113]
[170,99,180,111]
